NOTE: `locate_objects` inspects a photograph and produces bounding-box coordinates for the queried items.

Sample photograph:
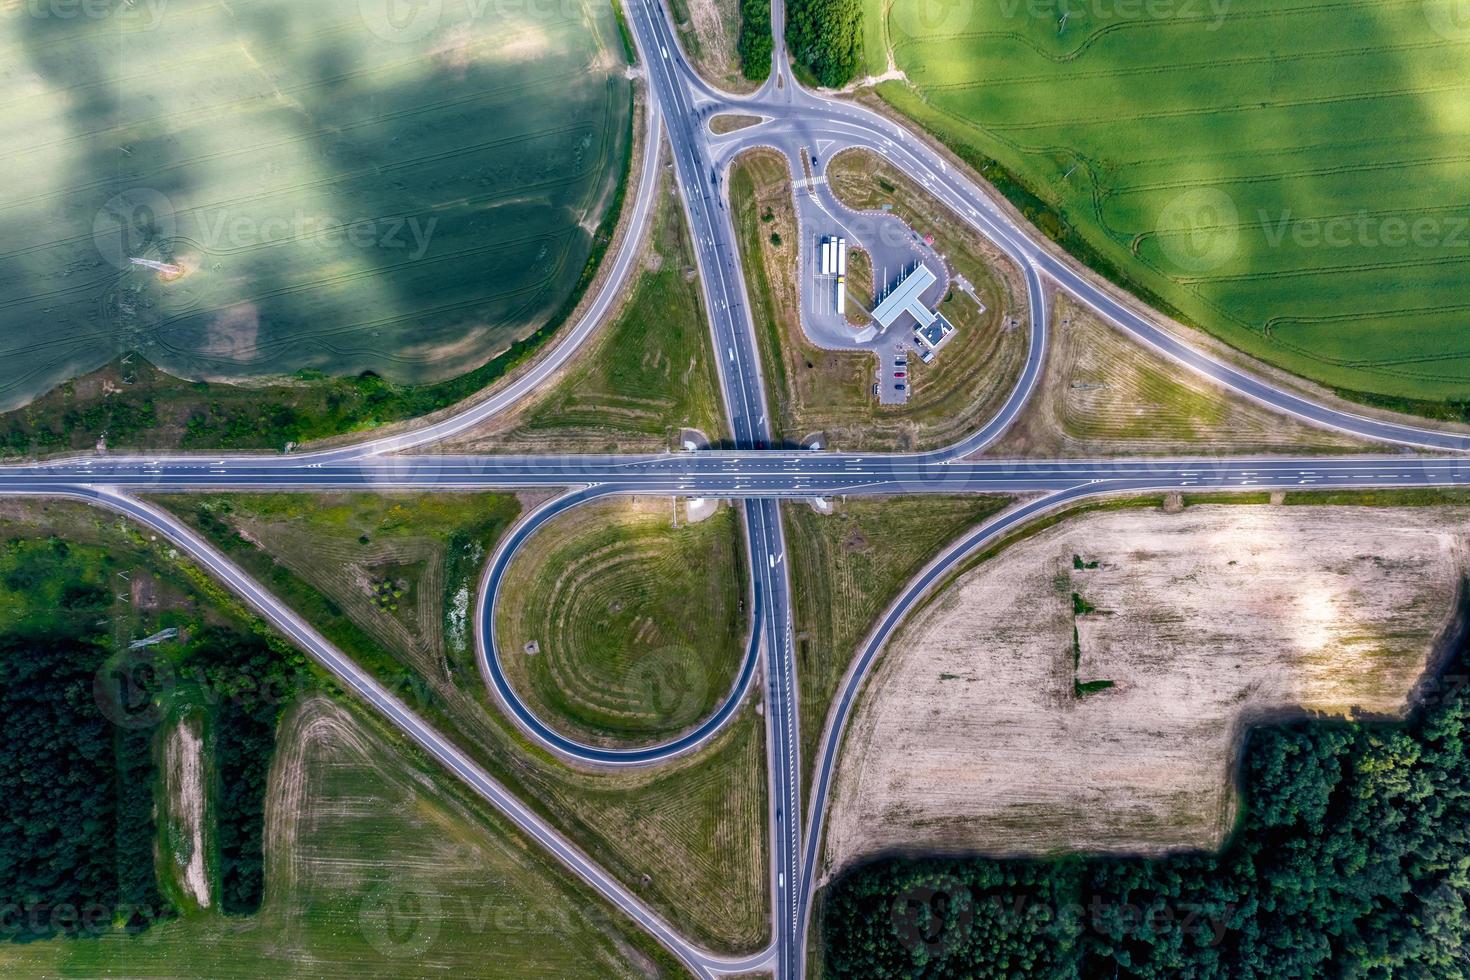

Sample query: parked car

[895,383,906,391]
[894,371,906,379]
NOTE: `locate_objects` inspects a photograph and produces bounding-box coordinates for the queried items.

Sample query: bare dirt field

[675,0,755,93]
[987,296,1372,457]
[824,503,1470,880]
[163,714,213,912]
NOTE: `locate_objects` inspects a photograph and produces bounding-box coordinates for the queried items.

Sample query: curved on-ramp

[473,485,766,767]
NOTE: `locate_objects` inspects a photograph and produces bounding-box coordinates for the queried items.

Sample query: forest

[0,566,312,941]
[785,0,862,87]
[824,656,1470,976]
[739,0,773,81]
[0,628,165,941]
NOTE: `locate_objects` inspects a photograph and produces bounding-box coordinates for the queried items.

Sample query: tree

[785,0,862,87]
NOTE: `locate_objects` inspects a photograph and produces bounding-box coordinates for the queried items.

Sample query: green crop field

[870,0,1470,403]
[0,0,630,409]
[498,498,749,746]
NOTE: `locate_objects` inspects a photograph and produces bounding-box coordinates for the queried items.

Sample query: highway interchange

[6,2,1470,977]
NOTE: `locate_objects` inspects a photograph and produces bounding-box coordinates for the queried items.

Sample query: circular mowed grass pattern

[498,498,749,747]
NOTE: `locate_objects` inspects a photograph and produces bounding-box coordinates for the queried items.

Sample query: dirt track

[824,503,1469,879]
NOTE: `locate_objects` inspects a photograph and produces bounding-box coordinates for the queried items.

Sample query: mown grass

[986,295,1370,457]
[731,147,1027,450]
[497,498,750,746]
[0,696,688,979]
[781,495,1011,800]
[485,168,728,452]
[150,492,771,954]
[153,492,521,694]
[843,247,874,327]
[868,0,1470,404]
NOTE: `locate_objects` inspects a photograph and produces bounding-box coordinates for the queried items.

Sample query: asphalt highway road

[621,3,807,974]
[10,452,1470,494]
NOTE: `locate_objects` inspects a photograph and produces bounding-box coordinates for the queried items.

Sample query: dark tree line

[190,627,311,916]
[824,653,1470,977]
[0,628,167,941]
[0,600,312,939]
[785,0,862,87]
[738,0,773,81]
